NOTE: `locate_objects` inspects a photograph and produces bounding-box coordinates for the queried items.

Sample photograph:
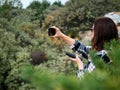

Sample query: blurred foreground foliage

[21,40,120,90]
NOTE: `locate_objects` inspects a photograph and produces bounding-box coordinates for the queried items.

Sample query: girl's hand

[68,55,84,70]
[50,26,63,38]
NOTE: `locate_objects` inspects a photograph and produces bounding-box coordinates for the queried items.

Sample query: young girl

[50,17,119,77]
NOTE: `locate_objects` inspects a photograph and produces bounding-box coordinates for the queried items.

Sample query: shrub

[30,51,48,65]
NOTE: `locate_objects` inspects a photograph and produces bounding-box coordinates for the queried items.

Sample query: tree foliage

[0,0,22,8]
[27,0,50,23]
[0,0,22,19]
[52,0,63,7]
[42,0,120,37]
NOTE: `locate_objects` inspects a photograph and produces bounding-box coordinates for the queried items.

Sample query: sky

[21,0,69,8]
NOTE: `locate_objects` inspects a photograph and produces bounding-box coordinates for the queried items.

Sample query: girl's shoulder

[95,50,112,64]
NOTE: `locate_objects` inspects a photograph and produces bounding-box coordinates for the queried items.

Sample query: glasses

[90,26,94,32]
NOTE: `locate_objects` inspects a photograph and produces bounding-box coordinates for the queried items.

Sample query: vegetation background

[0,0,120,90]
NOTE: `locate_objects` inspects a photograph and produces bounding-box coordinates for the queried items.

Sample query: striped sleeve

[70,40,91,59]
[76,61,95,78]
[96,50,112,64]
[84,60,95,73]
[76,69,84,77]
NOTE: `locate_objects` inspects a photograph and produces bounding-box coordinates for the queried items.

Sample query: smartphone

[66,52,76,58]
[48,28,56,36]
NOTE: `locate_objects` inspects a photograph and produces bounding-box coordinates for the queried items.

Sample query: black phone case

[48,28,56,36]
[66,52,76,58]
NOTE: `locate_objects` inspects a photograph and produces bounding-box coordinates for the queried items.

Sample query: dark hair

[30,51,48,65]
[92,17,119,51]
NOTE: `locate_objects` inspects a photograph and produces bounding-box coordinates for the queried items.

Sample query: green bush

[21,40,120,90]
